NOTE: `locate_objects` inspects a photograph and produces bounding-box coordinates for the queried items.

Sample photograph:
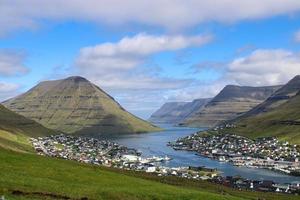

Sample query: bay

[97,124,300,184]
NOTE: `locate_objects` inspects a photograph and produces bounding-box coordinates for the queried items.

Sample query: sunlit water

[96,124,300,184]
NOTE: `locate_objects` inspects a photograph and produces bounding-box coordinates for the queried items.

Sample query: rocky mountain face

[182,85,281,128]
[149,98,211,124]
[3,76,160,135]
[228,75,300,143]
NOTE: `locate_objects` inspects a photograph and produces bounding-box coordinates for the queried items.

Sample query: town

[169,133,300,176]
[31,134,300,195]
[31,134,217,178]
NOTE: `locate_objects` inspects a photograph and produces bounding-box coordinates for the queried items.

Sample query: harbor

[100,124,300,184]
[169,132,300,175]
[31,131,300,194]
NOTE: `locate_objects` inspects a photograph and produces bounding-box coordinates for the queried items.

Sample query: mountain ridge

[3,76,160,136]
[227,75,300,143]
[149,98,211,124]
[182,84,281,128]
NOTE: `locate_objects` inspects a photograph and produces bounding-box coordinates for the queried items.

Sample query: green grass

[0,148,243,200]
[0,130,33,153]
[228,94,300,144]
[1,148,299,200]
[0,104,56,138]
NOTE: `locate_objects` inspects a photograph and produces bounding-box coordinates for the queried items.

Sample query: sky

[1,0,300,119]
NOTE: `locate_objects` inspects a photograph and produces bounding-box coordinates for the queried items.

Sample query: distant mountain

[182,85,281,128]
[234,75,300,119]
[149,98,211,124]
[0,104,56,152]
[3,76,160,136]
[228,75,300,143]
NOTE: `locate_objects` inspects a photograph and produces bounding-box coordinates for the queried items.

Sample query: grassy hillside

[0,105,56,138]
[227,93,300,144]
[1,148,298,200]
[3,76,160,136]
[0,104,56,152]
[0,148,238,200]
[0,130,33,153]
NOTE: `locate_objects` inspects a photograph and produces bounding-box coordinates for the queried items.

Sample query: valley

[3,2,300,199]
[1,75,300,199]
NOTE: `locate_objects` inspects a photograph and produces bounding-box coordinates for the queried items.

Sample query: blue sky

[1,1,300,119]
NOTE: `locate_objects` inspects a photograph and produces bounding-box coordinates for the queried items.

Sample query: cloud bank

[227,49,300,86]
[2,0,300,35]
[75,33,211,91]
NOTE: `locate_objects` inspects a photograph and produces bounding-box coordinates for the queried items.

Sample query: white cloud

[176,48,300,104]
[294,30,300,42]
[0,82,20,101]
[166,81,227,102]
[74,33,210,90]
[227,49,300,86]
[71,33,212,118]
[2,0,300,35]
[76,33,212,72]
[0,50,29,76]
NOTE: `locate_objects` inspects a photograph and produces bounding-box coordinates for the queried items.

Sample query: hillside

[0,105,56,152]
[0,148,239,200]
[182,85,281,128]
[0,148,296,200]
[234,75,300,119]
[149,98,211,124]
[228,76,300,143]
[3,76,160,136]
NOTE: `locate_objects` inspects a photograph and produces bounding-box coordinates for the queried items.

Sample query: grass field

[1,148,300,200]
[0,148,243,200]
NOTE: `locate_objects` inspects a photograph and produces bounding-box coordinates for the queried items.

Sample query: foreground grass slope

[0,148,244,200]
[1,148,299,200]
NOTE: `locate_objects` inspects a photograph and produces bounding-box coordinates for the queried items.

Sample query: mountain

[149,98,211,124]
[0,104,56,152]
[182,85,281,128]
[234,75,300,119]
[3,76,160,136]
[228,75,300,143]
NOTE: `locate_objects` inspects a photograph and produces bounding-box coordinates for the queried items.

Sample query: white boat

[164,156,172,161]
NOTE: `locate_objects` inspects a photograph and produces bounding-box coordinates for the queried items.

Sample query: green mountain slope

[0,148,295,200]
[229,93,300,144]
[227,76,300,144]
[235,75,300,119]
[0,104,56,152]
[3,76,160,136]
[182,85,280,128]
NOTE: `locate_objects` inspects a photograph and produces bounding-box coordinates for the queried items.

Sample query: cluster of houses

[30,134,217,179]
[211,176,300,194]
[31,134,300,195]
[31,134,141,166]
[169,133,300,175]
